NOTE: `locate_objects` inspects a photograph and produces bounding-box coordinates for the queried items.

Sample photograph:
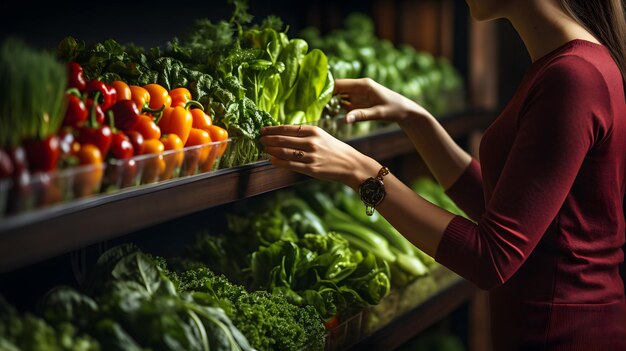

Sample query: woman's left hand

[259,124,382,190]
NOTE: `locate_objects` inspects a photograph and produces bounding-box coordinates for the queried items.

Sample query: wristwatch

[358,166,390,216]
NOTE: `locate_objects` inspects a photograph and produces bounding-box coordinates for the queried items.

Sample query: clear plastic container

[0,139,232,217]
[324,311,364,351]
[1,162,105,216]
[103,139,230,191]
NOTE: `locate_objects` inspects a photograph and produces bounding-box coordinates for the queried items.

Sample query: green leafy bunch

[175,267,326,351]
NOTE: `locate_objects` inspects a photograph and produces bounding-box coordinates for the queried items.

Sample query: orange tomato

[160,134,184,179]
[203,125,229,157]
[74,143,104,197]
[142,138,165,155]
[185,128,212,146]
[143,83,172,110]
[76,143,103,165]
[204,125,228,142]
[111,80,132,101]
[184,128,212,173]
[132,114,161,140]
[140,139,166,184]
[191,108,212,129]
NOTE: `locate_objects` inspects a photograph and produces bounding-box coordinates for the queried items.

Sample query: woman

[260,0,626,350]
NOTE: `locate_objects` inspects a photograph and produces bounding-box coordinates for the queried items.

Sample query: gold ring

[293,150,304,159]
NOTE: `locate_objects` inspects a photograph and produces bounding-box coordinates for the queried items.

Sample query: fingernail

[345,114,355,123]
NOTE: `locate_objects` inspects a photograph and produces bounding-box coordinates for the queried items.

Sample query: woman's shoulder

[533,40,618,92]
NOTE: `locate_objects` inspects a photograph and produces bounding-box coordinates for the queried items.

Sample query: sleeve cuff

[435,215,476,267]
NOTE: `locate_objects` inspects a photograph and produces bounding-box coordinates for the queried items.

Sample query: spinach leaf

[284,49,331,122]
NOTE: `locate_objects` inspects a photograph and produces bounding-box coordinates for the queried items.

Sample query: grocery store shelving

[0,110,495,274]
[354,266,476,350]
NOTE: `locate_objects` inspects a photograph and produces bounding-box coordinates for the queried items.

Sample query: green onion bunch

[0,38,67,148]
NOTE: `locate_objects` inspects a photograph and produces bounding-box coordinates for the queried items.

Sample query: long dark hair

[560,0,626,86]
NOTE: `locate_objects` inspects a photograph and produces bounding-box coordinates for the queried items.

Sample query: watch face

[359,177,385,206]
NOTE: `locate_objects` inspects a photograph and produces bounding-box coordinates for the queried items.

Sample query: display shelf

[0,110,495,273]
[352,266,476,350]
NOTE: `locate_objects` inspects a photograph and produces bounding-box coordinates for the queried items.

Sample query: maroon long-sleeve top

[435,40,626,350]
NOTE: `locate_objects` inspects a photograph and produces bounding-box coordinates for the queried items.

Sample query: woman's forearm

[399,111,473,190]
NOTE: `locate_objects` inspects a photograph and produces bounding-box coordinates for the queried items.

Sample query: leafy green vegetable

[299,12,465,116]
[175,267,325,351]
[36,244,254,351]
[0,294,100,351]
[248,232,391,321]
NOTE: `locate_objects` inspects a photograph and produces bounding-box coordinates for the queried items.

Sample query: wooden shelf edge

[0,111,496,273]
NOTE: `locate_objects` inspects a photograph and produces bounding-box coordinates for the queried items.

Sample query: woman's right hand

[335,78,433,124]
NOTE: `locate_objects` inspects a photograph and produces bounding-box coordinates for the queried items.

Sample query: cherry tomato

[76,143,103,165]
[324,316,340,330]
[110,132,134,159]
[74,144,104,197]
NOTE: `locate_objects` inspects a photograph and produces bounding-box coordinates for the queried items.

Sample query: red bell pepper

[58,127,77,156]
[23,135,61,173]
[7,145,28,175]
[85,80,117,111]
[131,114,161,140]
[0,148,14,179]
[62,88,88,128]
[85,98,105,126]
[125,130,145,156]
[77,126,112,158]
[67,62,86,91]
[109,100,140,132]
[77,98,112,157]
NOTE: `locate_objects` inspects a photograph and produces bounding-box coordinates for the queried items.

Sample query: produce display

[0,36,233,216]
[0,177,465,350]
[300,13,465,118]
[0,1,336,217]
[0,1,466,219]
[1,1,471,348]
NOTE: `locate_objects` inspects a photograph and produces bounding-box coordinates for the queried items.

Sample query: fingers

[269,156,313,174]
[345,106,386,123]
[260,124,316,137]
[333,78,375,95]
[263,146,312,163]
[260,134,313,150]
